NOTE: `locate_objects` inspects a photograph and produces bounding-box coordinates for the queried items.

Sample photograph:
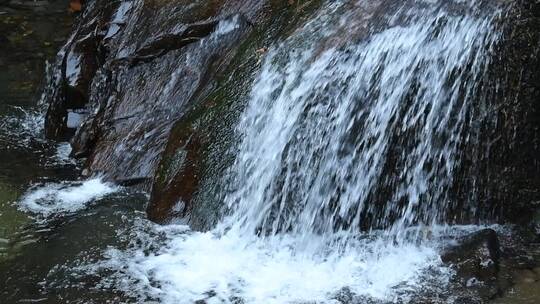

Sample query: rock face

[43,0,269,180]
[452,0,540,226]
[442,229,505,300]
[42,0,540,230]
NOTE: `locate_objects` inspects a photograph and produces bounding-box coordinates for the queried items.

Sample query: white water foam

[90,222,449,304]
[18,177,119,217]
[50,142,77,166]
[214,15,240,37]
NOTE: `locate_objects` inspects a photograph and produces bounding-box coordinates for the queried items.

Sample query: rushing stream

[1,0,539,304]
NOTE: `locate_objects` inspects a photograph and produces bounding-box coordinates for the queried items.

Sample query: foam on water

[85,224,507,303]
[51,142,77,166]
[214,15,240,37]
[0,107,79,167]
[91,222,450,304]
[18,177,119,217]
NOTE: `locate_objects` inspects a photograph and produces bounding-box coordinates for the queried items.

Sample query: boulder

[441,229,503,300]
[43,0,266,179]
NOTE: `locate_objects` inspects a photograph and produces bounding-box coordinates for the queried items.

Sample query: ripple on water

[0,181,28,260]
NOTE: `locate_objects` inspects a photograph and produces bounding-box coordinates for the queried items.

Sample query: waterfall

[90,1,504,303]
[220,0,499,239]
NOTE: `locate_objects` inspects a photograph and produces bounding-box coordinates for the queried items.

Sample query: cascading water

[220,1,499,238]
[88,1,504,303]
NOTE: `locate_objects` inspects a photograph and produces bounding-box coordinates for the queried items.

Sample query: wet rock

[441,229,503,300]
[43,0,117,139]
[148,125,202,222]
[440,228,540,302]
[40,0,322,225]
[451,0,540,227]
[44,0,268,180]
[128,20,220,65]
[64,36,99,107]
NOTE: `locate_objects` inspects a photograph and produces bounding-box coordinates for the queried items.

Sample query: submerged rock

[439,228,540,303]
